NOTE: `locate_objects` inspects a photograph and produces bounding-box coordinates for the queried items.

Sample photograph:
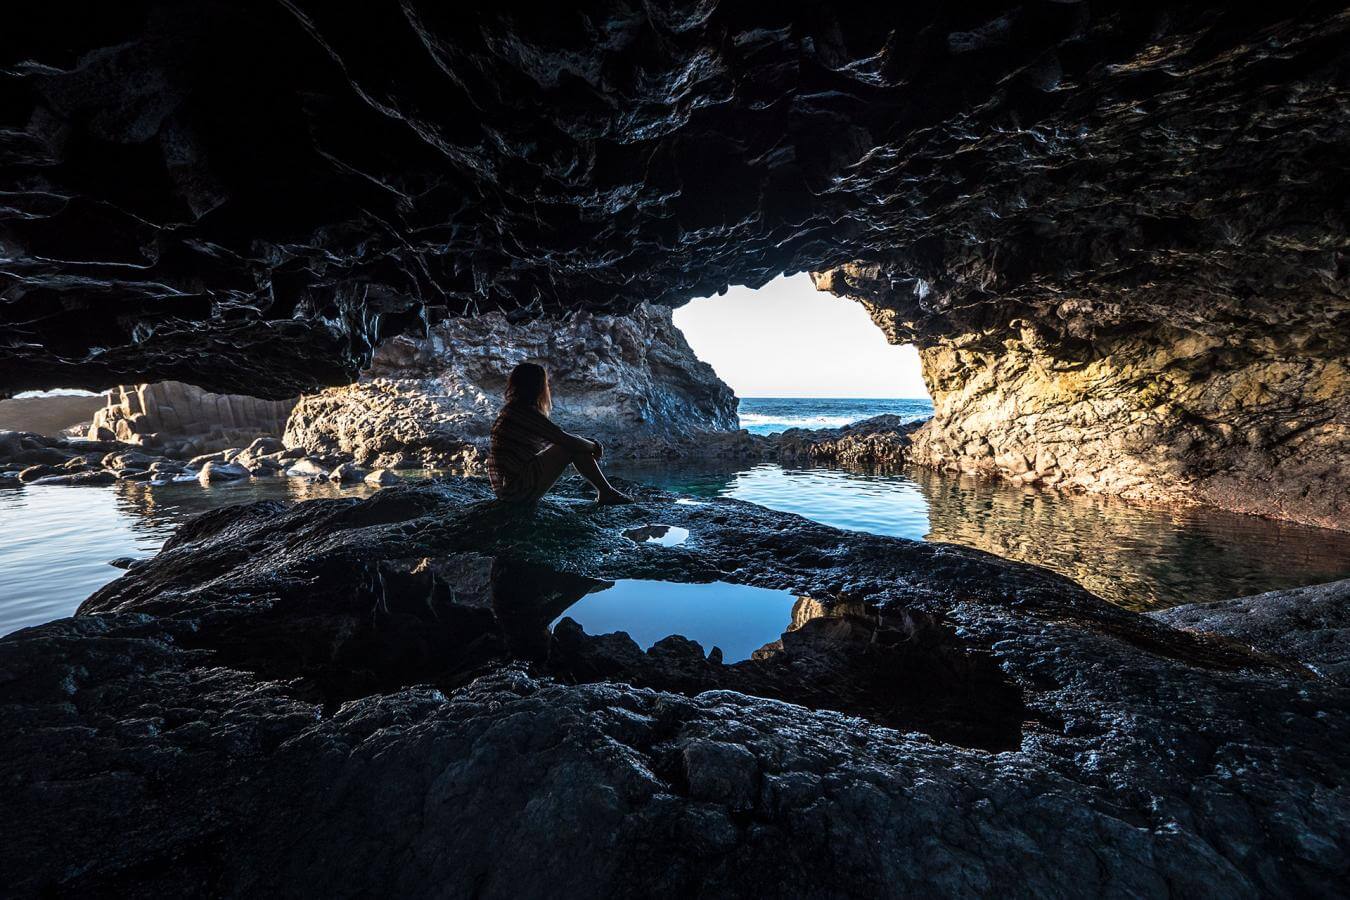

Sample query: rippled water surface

[0,479,377,635]
[737,397,932,434]
[3,461,1348,636]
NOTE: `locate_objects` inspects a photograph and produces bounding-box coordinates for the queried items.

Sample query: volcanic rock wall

[0,393,106,437]
[814,263,1349,530]
[283,304,739,469]
[90,382,296,457]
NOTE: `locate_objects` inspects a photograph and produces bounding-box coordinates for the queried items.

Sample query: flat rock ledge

[1,478,1346,897]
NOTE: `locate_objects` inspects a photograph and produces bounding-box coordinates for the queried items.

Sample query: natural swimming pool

[2,461,1347,636]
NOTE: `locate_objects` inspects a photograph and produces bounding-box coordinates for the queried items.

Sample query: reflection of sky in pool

[622,524,690,546]
[553,579,797,663]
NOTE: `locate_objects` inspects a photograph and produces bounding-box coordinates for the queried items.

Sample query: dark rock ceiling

[1,1,1346,396]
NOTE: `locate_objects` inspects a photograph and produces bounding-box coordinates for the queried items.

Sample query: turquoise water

[737,397,932,434]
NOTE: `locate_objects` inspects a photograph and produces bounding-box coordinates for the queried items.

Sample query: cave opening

[671,273,932,431]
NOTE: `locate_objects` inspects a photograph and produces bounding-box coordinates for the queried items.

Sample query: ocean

[737,397,933,435]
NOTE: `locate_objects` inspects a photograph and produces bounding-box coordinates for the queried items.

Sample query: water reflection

[554,579,798,662]
[610,461,1350,610]
[622,524,691,546]
[3,458,1348,637]
[0,477,380,635]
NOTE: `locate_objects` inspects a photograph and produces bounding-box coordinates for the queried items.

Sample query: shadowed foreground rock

[1,479,1346,896]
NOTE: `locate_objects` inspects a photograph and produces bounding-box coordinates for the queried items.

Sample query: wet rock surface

[2,477,1346,896]
[1153,579,1350,686]
[283,303,738,468]
[775,414,921,469]
[0,428,404,492]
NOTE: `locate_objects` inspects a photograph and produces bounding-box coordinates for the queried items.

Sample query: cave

[1,3,1348,897]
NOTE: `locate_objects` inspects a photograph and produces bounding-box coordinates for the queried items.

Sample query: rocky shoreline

[0,409,927,493]
[0,431,404,490]
[1,477,1345,896]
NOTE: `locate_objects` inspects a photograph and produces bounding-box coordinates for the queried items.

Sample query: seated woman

[487,362,632,505]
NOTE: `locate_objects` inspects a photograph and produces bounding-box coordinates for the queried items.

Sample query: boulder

[17,464,62,483]
[188,451,228,468]
[364,469,401,487]
[198,460,251,483]
[244,436,286,457]
[330,462,368,483]
[31,470,117,486]
[285,458,328,479]
[101,450,158,471]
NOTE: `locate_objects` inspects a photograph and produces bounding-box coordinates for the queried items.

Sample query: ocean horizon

[736,396,933,435]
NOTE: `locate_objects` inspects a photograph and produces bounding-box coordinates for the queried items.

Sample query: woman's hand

[590,439,604,459]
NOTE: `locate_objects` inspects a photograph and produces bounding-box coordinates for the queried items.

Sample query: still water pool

[555,580,798,663]
[609,461,1350,612]
[2,462,1347,636]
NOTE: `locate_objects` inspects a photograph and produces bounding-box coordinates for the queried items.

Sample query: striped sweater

[487,403,570,497]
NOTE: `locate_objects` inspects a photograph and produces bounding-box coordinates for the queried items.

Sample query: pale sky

[672,274,929,399]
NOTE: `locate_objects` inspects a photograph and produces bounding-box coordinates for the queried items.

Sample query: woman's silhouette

[488,362,632,505]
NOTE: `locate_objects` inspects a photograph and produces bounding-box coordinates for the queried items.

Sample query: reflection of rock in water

[621,524,690,546]
[908,466,1350,611]
[125,538,1023,749]
[106,477,379,546]
[551,586,1025,751]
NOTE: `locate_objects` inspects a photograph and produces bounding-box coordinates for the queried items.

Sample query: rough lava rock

[775,414,922,469]
[283,303,739,469]
[1153,579,1350,686]
[0,477,1345,896]
[815,261,1349,530]
[2,3,1345,408]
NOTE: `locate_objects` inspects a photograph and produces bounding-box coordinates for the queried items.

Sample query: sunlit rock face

[282,303,738,469]
[815,262,1349,530]
[3,3,1344,402]
[90,382,295,456]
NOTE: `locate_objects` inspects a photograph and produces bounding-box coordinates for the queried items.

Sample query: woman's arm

[516,407,597,454]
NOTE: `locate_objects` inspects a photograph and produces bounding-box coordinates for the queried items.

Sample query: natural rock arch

[1,1,1346,521]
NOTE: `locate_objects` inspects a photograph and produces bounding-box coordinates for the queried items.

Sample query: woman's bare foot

[597,489,633,505]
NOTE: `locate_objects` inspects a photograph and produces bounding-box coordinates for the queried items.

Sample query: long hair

[504,362,551,415]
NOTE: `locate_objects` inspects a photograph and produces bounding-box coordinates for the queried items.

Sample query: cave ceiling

[1,1,1346,396]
